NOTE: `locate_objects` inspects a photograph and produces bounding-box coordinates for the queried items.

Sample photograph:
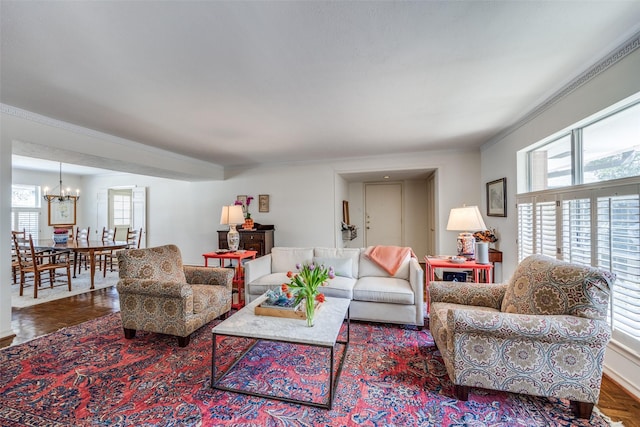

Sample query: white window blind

[562,198,591,265]
[517,202,534,262]
[11,211,39,239]
[517,181,640,354]
[536,201,557,258]
[596,192,640,352]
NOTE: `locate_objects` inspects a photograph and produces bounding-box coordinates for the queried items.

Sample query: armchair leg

[454,385,469,401]
[123,328,136,339]
[570,401,594,419]
[177,335,190,347]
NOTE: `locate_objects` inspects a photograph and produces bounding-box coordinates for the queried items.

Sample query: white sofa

[244,247,424,327]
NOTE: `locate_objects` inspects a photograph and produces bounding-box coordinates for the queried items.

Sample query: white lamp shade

[220,205,245,225]
[446,205,487,231]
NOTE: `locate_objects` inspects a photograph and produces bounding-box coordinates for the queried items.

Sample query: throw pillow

[312,257,353,278]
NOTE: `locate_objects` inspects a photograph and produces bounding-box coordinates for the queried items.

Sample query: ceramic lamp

[446,205,487,259]
[220,205,245,251]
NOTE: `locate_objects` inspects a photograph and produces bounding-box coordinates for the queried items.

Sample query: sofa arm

[183,265,233,289]
[449,309,611,345]
[409,257,424,325]
[430,281,507,310]
[116,279,192,299]
[245,254,272,284]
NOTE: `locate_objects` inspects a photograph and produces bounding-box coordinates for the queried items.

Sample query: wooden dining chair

[126,227,142,249]
[73,226,91,276]
[97,227,116,277]
[11,230,26,284]
[12,234,72,298]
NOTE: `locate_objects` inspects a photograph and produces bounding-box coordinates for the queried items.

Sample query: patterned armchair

[429,254,614,420]
[117,245,233,347]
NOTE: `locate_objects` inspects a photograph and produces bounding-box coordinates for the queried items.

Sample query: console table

[217,229,274,257]
[425,256,494,284]
[203,250,257,309]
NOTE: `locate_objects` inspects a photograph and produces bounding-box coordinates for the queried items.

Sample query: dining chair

[126,227,142,249]
[11,230,26,284]
[97,227,116,276]
[73,227,91,276]
[13,233,72,298]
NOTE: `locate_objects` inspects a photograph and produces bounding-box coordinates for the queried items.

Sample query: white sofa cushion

[271,247,314,273]
[353,276,415,305]
[313,257,352,278]
[319,276,357,299]
[313,248,361,278]
[359,250,411,280]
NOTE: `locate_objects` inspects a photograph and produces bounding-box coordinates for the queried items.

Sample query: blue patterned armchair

[429,254,614,420]
[117,245,233,347]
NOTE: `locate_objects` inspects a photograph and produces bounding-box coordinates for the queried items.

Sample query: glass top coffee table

[211,294,350,409]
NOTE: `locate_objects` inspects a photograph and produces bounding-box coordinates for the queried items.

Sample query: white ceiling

[2,1,640,175]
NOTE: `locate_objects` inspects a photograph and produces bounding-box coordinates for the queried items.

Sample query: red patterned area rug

[0,313,614,426]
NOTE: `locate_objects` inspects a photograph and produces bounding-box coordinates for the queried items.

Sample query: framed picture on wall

[48,197,77,226]
[486,178,507,217]
[259,194,269,212]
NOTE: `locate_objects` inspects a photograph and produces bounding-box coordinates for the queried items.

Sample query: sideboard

[217,229,274,257]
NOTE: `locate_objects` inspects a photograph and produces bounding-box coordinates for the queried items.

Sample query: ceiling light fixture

[43,162,80,202]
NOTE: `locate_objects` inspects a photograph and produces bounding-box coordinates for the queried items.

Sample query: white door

[365,183,402,246]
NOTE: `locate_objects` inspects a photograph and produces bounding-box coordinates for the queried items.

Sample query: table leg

[88,249,96,289]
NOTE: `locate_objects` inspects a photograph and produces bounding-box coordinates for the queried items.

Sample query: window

[11,184,41,238]
[108,188,133,240]
[518,96,640,355]
[526,100,640,191]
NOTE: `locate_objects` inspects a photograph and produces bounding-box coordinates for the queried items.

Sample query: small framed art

[259,194,269,212]
[486,178,507,217]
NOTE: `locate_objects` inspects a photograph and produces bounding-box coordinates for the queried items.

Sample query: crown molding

[484,30,640,148]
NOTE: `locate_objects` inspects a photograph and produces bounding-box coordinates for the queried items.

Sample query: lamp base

[456,232,475,258]
[227,225,240,252]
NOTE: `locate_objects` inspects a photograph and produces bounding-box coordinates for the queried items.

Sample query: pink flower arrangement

[53,228,69,235]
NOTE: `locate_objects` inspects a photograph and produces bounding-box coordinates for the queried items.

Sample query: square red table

[203,250,257,309]
[424,256,494,313]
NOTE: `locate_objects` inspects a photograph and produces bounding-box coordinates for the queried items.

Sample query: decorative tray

[255,299,321,320]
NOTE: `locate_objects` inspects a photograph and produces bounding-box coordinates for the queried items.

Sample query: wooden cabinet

[218,229,274,257]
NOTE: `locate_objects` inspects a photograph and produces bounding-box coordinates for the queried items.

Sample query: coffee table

[211,295,350,409]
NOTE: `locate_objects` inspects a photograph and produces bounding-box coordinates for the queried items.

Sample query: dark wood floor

[2,286,639,426]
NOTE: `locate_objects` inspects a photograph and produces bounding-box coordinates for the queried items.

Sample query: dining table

[31,239,129,290]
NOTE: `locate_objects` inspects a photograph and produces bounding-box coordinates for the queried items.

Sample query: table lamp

[220,205,245,251]
[446,205,487,259]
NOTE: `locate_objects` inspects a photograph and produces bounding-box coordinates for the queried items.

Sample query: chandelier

[43,162,80,203]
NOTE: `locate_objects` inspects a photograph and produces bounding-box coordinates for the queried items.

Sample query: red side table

[203,250,257,309]
[424,256,494,313]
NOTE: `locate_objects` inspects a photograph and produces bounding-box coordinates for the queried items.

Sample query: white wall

[0,133,12,340]
[78,150,481,265]
[481,46,640,397]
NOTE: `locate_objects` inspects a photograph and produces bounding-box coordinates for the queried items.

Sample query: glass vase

[305,296,315,327]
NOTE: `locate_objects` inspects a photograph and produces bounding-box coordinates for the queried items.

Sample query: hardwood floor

[2,286,639,426]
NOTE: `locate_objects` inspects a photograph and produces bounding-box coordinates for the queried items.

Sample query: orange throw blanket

[365,245,415,276]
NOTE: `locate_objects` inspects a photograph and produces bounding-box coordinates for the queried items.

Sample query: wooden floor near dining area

[1,285,639,426]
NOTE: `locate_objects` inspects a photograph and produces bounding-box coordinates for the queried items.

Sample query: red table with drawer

[202,250,257,309]
[425,256,494,313]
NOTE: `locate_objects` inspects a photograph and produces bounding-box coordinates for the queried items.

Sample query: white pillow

[313,257,353,278]
[313,248,361,278]
[271,248,314,273]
